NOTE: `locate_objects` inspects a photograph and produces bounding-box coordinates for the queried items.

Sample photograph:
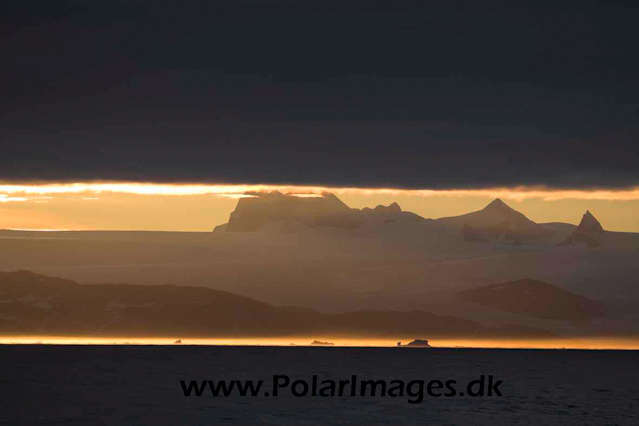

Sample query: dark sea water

[1,346,638,425]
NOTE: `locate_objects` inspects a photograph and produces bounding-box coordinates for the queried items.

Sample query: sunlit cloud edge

[1,182,639,201]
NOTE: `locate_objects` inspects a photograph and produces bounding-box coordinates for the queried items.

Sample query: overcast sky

[1,0,638,189]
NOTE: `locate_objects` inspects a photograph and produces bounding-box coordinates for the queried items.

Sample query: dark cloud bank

[1,0,638,189]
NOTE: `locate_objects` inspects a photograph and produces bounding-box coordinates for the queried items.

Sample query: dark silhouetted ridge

[456,279,604,320]
[0,271,555,339]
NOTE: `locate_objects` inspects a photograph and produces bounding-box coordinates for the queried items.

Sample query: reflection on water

[1,335,638,350]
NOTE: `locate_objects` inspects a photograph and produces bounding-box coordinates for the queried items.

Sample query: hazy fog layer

[2,225,638,341]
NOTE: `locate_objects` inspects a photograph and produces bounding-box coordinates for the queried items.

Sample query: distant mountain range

[0,270,555,339]
[0,193,631,341]
[214,192,604,246]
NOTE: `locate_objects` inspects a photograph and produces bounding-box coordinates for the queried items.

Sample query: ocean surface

[1,345,638,425]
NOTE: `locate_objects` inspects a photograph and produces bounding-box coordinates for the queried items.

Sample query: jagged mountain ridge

[213,193,613,248]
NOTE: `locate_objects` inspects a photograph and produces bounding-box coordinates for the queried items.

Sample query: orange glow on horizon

[1,335,639,350]
[2,181,638,232]
[1,182,639,201]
